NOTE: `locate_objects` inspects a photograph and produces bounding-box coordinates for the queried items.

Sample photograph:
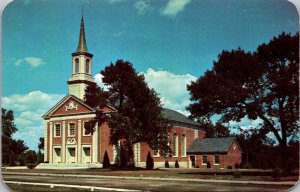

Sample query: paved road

[2,174,294,192]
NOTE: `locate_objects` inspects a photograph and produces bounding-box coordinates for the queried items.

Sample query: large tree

[2,108,28,165]
[187,33,299,169]
[85,60,171,166]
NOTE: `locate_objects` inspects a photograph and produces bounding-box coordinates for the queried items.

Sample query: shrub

[120,145,127,168]
[175,160,179,168]
[146,151,154,170]
[227,165,232,169]
[234,163,239,169]
[233,171,241,178]
[165,160,169,168]
[102,150,111,169]
[44,161,49,163]
[27,164,36,169]
[206,161,211,169]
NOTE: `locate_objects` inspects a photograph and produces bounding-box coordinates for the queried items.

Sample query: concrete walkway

[3,172,297,186]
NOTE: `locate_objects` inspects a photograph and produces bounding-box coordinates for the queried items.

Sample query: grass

[3,167,299,182]
[5,184,93,192]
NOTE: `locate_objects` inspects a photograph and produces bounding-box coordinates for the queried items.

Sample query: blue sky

[2,0,299,151]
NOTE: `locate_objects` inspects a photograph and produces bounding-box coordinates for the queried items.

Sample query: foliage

[27,164,36,169]
[119,145,127,168]
[37,150,44,163]
[85,60,171,166]
[187,33,299,169]
[199,119,230,138]
[165,160,169,168]
[175,160,179,168]
[146,151,154,170]
[1,108,29,166]
[272,168,282,179]
[206,161,211,169]
[38,137,44,151]
[25,150,37,164]
[102,150,111,168]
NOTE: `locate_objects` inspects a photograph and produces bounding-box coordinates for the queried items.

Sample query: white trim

[78,120,82,163]
[214,155,220,165]
[44,120,48,162]
[68,122,76,137]
[66,145,77,163]
[181,134,186,157]
[194,130,198,139]
[62,121,66,163]
[49,122,53,163]
[49,114,96,121]
[153,149,160,157]
[172,133,178,157]
[92,122,98,163]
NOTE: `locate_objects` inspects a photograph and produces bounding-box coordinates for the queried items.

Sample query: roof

[187,137,240,154]
[76,16,88,53]
[162,108,203,130]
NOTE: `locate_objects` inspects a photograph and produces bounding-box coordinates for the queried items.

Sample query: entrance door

[134,143,140,167]
[66,147,76,163]
[53,147,61,163]
[82,146,91,163]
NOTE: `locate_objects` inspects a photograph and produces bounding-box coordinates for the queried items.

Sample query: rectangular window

[69,123,75,136]
[54,148,61,156]
[181,135,186,157]
[202,155,207,164]
[83,147,91,156]
[69,148,76,157]
[55,124,61,137]
[214,155,219,165]
[153,149,160,157]
[172,134,178,157]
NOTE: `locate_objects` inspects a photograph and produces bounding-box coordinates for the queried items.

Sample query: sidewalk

[2,172,297,186]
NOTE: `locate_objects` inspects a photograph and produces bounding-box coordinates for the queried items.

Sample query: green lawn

[2,167,299,182]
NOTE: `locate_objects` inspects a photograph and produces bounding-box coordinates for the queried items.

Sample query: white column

[78,120,82,163]
[62,121,66,163]
[49,121,53,163]
[92,122,98,163]
[43,120,48,162]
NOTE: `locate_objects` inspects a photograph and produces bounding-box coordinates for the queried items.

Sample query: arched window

[172,133,178,157]
[85,59,90,74]
[75,58,79,73]
[181,134,186,157]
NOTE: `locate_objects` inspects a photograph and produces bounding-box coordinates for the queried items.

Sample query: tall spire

[76,14,88,53]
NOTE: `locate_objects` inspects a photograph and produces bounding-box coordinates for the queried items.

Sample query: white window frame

[214,155,220,165]
[153,149,160,157]
[68,122,76,137]
[202,155,208,165]
[82,121,92,136]
[181,134,186,157]
[172,133,178,157]
[54,123,61,137]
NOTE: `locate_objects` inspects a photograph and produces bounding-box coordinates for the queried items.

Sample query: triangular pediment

[43,94,95,119]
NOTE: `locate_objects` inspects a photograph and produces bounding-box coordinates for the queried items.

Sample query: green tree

[1,108,28,166]
[102,150,111,168]
[187,33,299,169]
[85,60,171,167]
[38,137,44,151]
[146,151,154,170]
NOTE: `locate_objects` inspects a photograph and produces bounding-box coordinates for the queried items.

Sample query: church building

[41,16,242,169]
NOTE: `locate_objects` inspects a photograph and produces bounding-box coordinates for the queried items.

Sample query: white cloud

[161,0,191,17]
[134,0,153,15]
[94,73,109,91]
[24,57,46,68]
[14,59,22,66]
[13,57,46,68]
[143,68,196,113]
[2,91,64,151]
